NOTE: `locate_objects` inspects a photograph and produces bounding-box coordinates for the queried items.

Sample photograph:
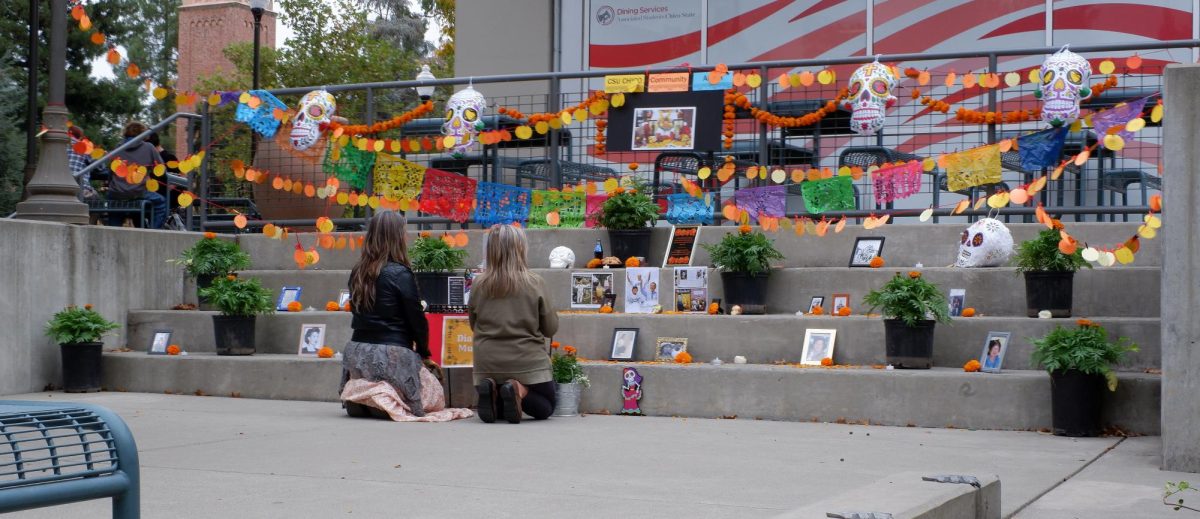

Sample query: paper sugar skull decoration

[290,90,336,151]
[620,367,643,416]
[843,59,897,135]
[442,86,487,157]
[1035,46,1092,127]
[549,246,576,269]
[955,218,1014,268]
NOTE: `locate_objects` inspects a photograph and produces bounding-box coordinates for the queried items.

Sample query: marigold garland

[327,100,435,136]
[722,88,850,149]
[919,75,1117,125]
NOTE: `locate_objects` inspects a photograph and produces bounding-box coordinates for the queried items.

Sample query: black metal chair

[515,159,616,189]
[87,199,151,228]
[1101,170,1162,222]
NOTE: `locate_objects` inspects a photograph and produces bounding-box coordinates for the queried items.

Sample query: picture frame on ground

[277,286,302,311]
[831,294,850,315]
[149,329,171,355]
[673,267,708,313]
[849,237,886,267]
[979,331,1011,373]
[655,337,688,361]
[948,289,966,317]
[298,323,325,356]
[338,289,350,307]
[624,267,661,313]
[801,329,837,365]
[808,296,825,313]
[610,328,639,361]
[570,272,614,309]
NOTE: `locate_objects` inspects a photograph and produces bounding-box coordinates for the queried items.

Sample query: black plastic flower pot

[884,319,936,369]
[1049,369,1105,437]
[212,315,256,356]
[414,272,451,307]
[608,228,652,263]
[720,271,770,314]
[1024,271,1075,318]
[61,342,103,393]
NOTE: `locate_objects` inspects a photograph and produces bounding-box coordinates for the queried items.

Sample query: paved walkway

[0,392,1186,518]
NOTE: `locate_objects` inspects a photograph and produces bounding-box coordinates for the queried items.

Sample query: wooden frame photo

[831,294,850,315]
[148,329,171,355]
[801,329,837,365]
[610,328,638,361]
[655,337,688,362]
[849,237,886,267]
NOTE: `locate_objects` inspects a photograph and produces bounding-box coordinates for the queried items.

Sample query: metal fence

[192,39,1195,231]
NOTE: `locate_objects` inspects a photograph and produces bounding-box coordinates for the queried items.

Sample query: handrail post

[363,87,375,221]
[198,106,211,232]
[548,77,562,189]
[757,65,770,172]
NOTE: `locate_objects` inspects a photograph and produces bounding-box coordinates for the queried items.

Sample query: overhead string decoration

[290,90,336,151]
[844,57,897,135]
[442,81,487,158]
[1035,45,1092,128]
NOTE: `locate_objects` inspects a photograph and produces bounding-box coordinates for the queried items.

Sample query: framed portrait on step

[801,329,837,365]
[849,237,886,267]
[298,323,325,356]
[149,329,171,355]
[610,328,638,361]
[277,286,302,311]
[979,331,1010,373]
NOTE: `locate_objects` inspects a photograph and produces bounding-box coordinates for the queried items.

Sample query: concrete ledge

[774,472,1000,519]
[578,363,1161,434]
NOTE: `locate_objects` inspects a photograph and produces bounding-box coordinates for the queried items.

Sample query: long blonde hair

[349,210,411,312]
[473,224,536,299]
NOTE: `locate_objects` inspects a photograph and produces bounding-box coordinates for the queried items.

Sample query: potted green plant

[550,342,590,417]
[45,304,119,392]
[701,225,785,314]
[410,232,469,307]
[1031,319,1136,437]
[863,271,951,369]
[598,179,660,261]
[199,275,274,355]
[1013,222,1090,317]
[169,232,252,307]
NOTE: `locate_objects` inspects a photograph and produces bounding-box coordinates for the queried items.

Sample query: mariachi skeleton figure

[548,246,576,269]
[955,218,1014,268]
[442,86,487,157]
[290,90,336,151]
[843,58,897,135]
[1035,46,1092,127]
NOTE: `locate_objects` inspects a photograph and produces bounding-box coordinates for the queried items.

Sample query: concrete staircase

[103,222,1163,433]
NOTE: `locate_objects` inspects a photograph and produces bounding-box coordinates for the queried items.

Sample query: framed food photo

[849,237,886,267]
[610,328,638,361]
[979,332,1011,373]
[800,329,837,365]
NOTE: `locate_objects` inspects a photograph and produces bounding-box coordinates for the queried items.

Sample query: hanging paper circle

[177,192,194,207]
[1037,46,1092,127]
[233,214,248,229]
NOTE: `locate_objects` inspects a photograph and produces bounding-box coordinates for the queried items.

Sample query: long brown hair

[349,211,411,312]
[473,224,536,299]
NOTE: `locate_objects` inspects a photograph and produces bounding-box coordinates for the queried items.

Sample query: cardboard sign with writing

[663,225,701,267]
[648,73,690,92]
[441,316,473,367]
[604,74,646,93]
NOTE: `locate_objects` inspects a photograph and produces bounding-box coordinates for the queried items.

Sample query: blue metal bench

[0,401,140,517]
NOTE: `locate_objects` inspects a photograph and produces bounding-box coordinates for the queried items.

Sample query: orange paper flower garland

[723,88,851,148]
[916,75,1118,125]
[327,100,435,136]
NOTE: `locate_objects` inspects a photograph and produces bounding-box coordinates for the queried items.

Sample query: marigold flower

[628,163,639,171]
[837,306,851,317]
[317,346,335,358]
[564,345,577,354]
[204,232,216,239]
[419,231,431,238]
[551,341,561,349]
[84,304,93,310]
[1051,218,1065,230]
[811,305,824,315]
[226,274,237,281]
[908,271,921,279]
[962,307,976,317]
[625,256,641,268]
[342,301,351,312]
[869,256,885,268]
[820,357,834,367]
[611,186,625,196]
[963,359,982,372]
[707,302,720,315]
[599,304,614,314]
[674,351,692,364]
[287,301,302,312]
[587,258,603,269]
[1077,319,1097,328]
[166,344,181,355]
[325,301,340,311]
[738,224,752,235]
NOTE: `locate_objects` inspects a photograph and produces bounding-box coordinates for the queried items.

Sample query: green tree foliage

[121,0,182,132]
[0,70,26,214]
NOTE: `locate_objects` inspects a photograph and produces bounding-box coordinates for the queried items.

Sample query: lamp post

[249,0,268,91]
[13,0,87,223]
[415,64,436,101]
[21,0,39,199]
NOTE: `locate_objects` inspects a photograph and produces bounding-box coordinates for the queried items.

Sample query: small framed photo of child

[801,329,837,365]
[979,332,1010,373]
[807,296,824,314]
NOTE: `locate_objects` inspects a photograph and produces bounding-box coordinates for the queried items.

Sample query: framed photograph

[148,329,171,355]
[808,296,825,314]
[610,328,638,361]
[624,267,661,314]
[948,288,966,317]
[297,323,326,356]
[337,289,351,307]
[831,294,850,315]
[277,286,302,311]
[849,237,886,267]
[979,332,1011,373]
[673,267,708,313]
[801,329,837,365]
[655,337,688,361]
[631,107,697,151]
[570,272,614,309]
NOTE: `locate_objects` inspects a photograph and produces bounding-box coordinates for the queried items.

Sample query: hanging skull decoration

[290,90,336,151]
[442,86,487,157]
[548,246,576,269]
[843,59,897,135]
[1035,46,1092,127]
[955,218,1014,268]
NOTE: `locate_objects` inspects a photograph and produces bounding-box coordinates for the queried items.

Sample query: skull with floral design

[843,59,897,135]
[442,86,487,157]
[955,218,1014,268]
[290,90,336,151]
[1035,46,1092,127]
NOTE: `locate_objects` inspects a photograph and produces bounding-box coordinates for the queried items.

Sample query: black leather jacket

[350,263,430,358]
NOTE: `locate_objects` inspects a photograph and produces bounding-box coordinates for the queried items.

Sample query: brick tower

[175,0,277,154]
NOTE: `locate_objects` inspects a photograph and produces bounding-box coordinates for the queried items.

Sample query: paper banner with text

[234,90,288,138]
[945,144,1001,193]
[528,189,586,229]
[665,193,714,225]
[373,154,427,203]
[418,169,478,223]
[1091,97,1149,149]
[585,194,607,228]
[473,182,531,228]
[801,176,855,214]
[871,160,922,205]
[733,185,786,222]
[1017,127,1068,170]
[322,140,377,191]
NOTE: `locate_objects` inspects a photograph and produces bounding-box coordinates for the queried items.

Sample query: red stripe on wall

[789,0,847,23]
[590,32,703,68]
[709,0,798,46]
[873,0,1043,54]
[983,4,1189,41]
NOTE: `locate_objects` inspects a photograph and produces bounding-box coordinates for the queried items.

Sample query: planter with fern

[170,233,252,308]
[45,305,119,392]
[702,225,785,314]
[1032,319,1136,437]
[599,181,660,262]
[199,276,274,355]
[863,271,951,369]
[410,233,469,309]
[1014,224,1090,318]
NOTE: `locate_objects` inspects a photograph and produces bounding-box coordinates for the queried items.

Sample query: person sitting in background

[67,126,97,201]
[106,122,167,228]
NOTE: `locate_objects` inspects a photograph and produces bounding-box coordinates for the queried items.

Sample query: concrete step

[125,311,1162,371]
[232,222,1160,271]
[236,266,1161,318]
[774,471,1001,519]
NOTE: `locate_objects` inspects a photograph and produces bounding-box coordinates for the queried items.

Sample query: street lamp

[415,64,436,100]
[249,0,269,91]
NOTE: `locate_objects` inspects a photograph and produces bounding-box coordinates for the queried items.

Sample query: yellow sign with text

[604,74,646,93]
[647,73,690,92]
[441,316,474,367]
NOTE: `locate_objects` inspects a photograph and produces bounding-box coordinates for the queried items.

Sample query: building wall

[455,0,555,110]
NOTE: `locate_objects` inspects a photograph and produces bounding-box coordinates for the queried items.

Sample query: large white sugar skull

[442,86,486,157]
[955,218,1014,268]
[549,246,575,269]
[843,59,897,135]
[1036,46,1092,127]
[290,90,336,151]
